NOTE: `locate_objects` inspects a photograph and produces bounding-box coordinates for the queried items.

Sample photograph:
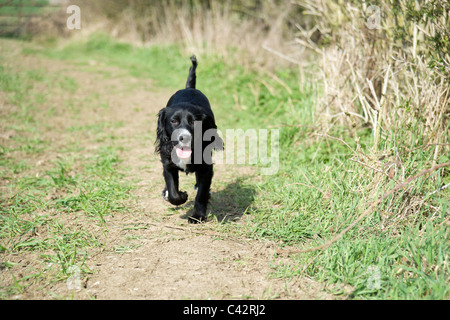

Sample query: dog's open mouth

[175,146,192,159]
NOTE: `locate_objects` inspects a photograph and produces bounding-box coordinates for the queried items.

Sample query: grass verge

[0,55,133,298]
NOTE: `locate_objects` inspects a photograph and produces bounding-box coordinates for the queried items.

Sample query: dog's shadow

[180,177,256,223]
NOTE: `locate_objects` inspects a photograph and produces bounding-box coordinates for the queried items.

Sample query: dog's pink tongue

[176,147,192,159]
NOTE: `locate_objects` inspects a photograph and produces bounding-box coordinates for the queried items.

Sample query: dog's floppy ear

[201,112,217,131]
[202,113,223,151]
[155,108,169,154]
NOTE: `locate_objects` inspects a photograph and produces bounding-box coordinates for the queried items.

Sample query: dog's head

[155,103,221,165]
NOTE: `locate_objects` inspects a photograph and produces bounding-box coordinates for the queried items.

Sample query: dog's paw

[168,191,188,206]
[179,191,188,203]
[162,189,169,201]
[188,214,206,224]
[188,207,206,224]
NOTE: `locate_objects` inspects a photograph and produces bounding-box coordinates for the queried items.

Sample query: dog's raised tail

[185,55,197,89]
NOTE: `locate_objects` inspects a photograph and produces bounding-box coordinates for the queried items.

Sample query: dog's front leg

[189,166,213,223]
[163,166,188,206]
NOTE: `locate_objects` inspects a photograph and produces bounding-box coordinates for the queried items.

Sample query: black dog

[155,56,221,223]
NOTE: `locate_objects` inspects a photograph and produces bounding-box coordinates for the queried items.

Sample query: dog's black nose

[172,128,192,146]
[179,134,191,143]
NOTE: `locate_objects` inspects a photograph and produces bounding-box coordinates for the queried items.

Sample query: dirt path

[1,40,335,300]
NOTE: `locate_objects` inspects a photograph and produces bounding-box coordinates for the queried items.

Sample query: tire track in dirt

[1,41,336,299]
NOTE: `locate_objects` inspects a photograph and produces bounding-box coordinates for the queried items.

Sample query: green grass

[0,60,133,298]
[2,34,449,299]
[0,0,50,15]
[0,145,133,293]
[0,0,57,37]
[1,148,132,297]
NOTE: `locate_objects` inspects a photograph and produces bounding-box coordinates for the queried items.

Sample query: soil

[0,39,337,300]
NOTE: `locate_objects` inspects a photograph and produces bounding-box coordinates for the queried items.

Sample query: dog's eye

[170,119,179,125]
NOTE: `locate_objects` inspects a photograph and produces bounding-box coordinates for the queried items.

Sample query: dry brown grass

[292,0,449,153]
[70,0,302,70]
[289,1,449,211]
